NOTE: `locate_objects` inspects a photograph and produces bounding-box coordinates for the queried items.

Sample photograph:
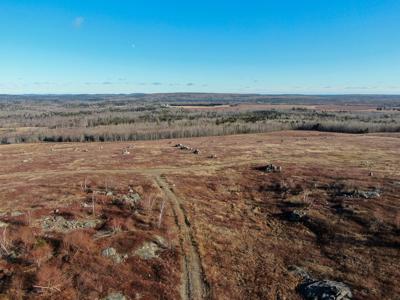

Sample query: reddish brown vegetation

[0,131,398,299]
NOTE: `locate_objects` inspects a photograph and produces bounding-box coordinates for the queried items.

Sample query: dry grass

[0,130,398,299]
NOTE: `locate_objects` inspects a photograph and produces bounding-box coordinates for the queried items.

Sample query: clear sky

[0,0,399,94]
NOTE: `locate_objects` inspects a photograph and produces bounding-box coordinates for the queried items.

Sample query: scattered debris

[41,216,100,232]
[122,149,130,155]
[208,154,217,159]
[101,247,128,263]
[298,279,352,300]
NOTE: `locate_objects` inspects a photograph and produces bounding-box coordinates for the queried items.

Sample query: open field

[0,130,399,299]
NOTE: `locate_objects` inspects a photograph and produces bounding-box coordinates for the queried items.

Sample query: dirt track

[155,175,210,300]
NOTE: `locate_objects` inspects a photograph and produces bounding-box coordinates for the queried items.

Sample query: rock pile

[339,189,381,199]
[175,143,201,155]
[259,164,282,173]
[41,216,100,232]
[112,192,141,208]
[134,236,168,260]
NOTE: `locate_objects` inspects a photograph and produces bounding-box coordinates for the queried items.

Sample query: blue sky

[0,0,399,94]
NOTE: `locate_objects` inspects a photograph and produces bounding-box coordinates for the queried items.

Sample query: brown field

[0,131,399,299]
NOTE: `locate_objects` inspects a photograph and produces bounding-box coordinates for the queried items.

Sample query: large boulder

[287,210,307,222]
[298,279,352,300]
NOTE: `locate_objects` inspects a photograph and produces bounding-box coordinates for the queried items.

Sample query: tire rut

[155,175,210,300]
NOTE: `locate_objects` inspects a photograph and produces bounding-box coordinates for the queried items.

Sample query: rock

[193,149,200,154]
[153,235,168,248]
[340,189,381,199]
[10,211,24,217]
[298,279,352,300]
[134,242,161,260]
[113,193,141,208]
[103,292,127,300]
[287,210,307,222]
[356,190,380,199]
[102,247,117,257]
[288,265,311,280]
[102,247,128,263]
[259,164,282,173]
[41,216,100,232]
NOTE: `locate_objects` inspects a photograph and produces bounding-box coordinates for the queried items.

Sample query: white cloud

[73,17,85,29]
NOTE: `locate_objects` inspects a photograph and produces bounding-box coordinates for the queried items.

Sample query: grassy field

[0,130,399,299]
